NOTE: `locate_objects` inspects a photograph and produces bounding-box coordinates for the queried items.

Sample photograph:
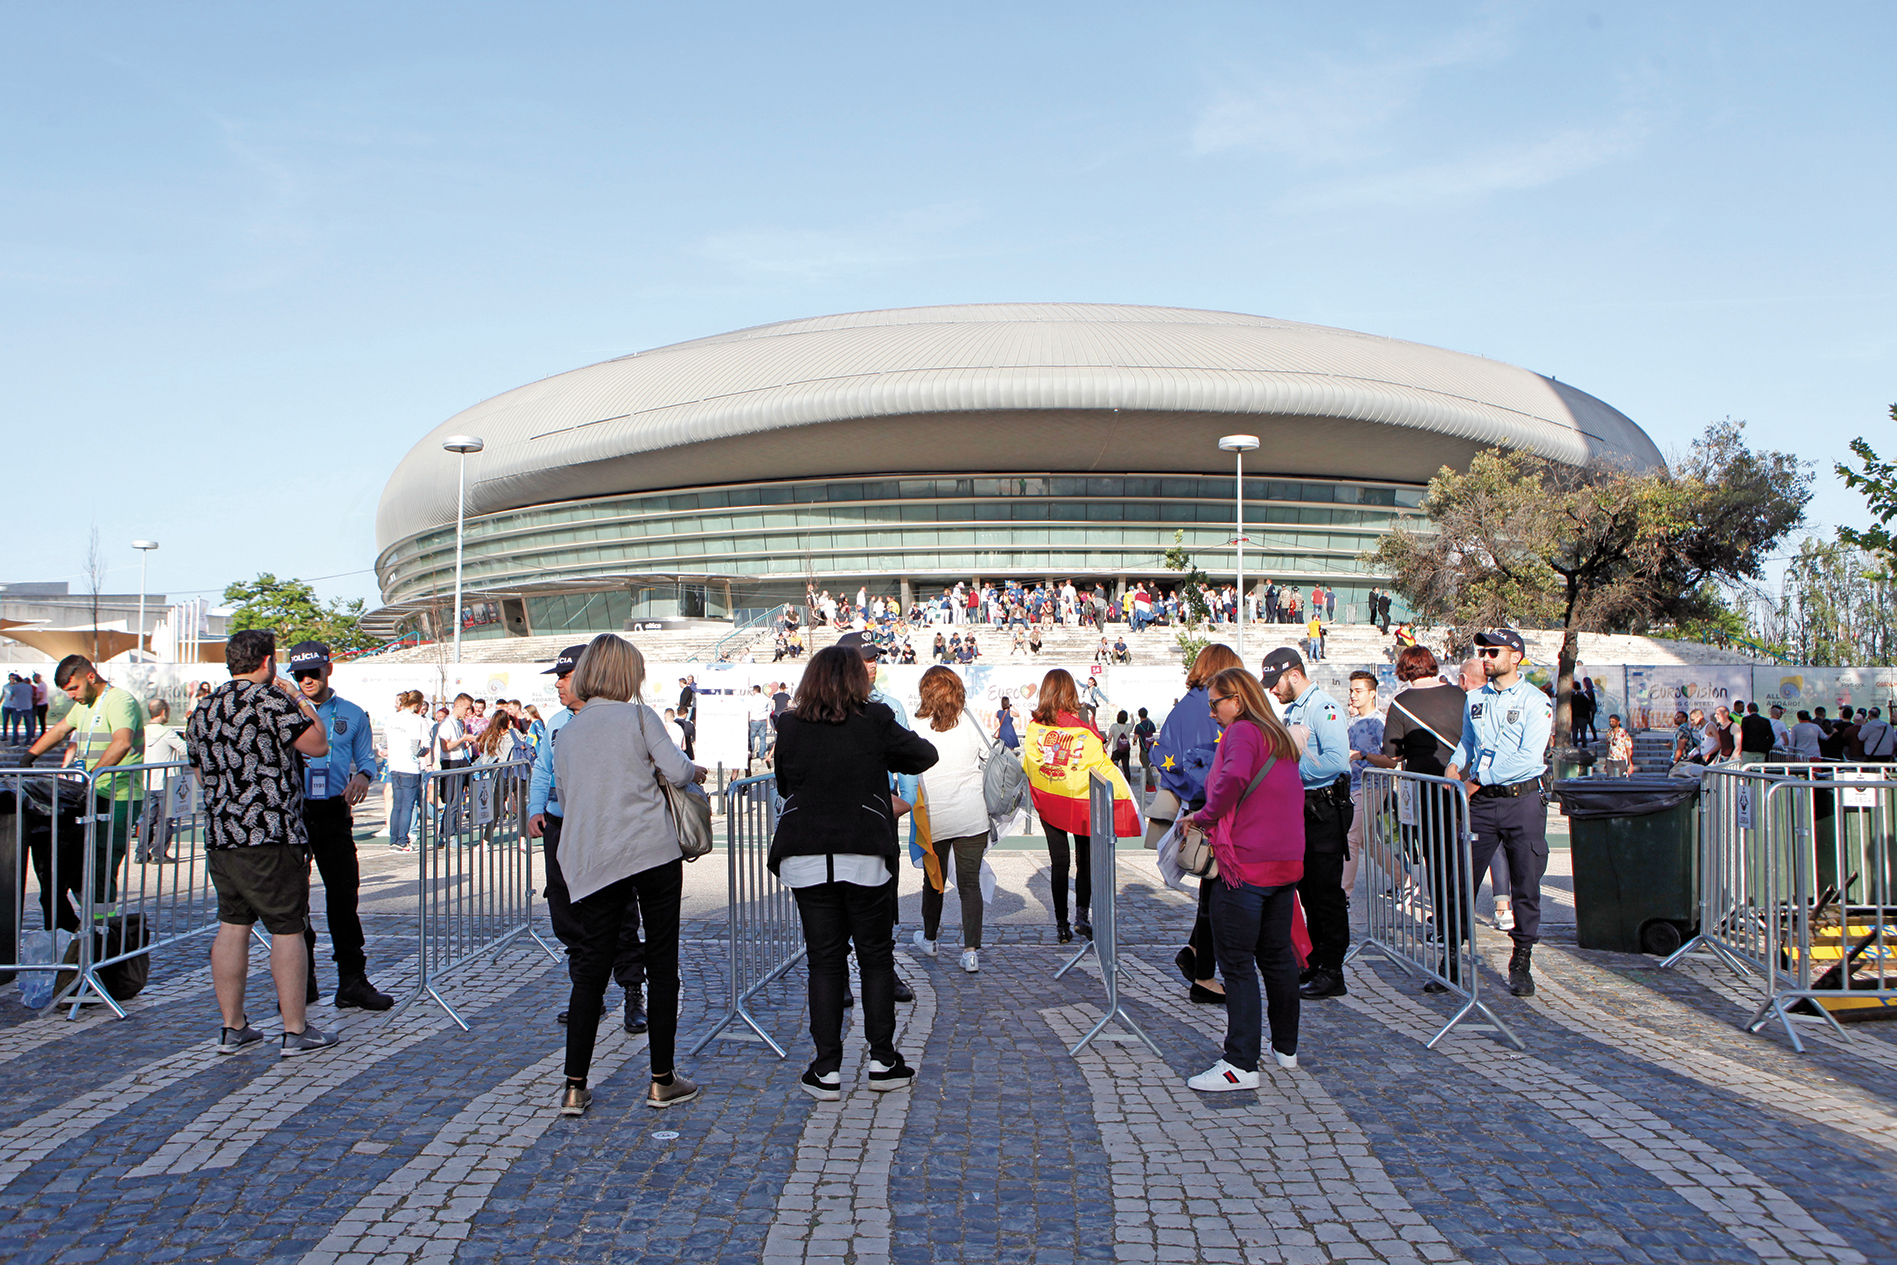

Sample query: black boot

[623,991,648,1034]
[1056,920,1073,945]
[334,974,394,1011]
[1508,944,1536,997]
[1074,909,1092,941]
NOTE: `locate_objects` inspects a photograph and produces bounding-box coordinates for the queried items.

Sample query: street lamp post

[131,541,159,662]
[1218,435,1260,659]
[442,436,485,664]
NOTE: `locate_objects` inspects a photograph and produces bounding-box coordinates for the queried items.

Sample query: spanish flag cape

[1022,715,1141,838]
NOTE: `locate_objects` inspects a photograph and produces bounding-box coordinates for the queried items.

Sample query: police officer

[287,642,394,1010]
[527,645,647,1034]
[1446,628,1553,997]
[1258,647,1355,999]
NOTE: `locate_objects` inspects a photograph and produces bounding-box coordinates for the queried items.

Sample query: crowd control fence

[1343,768,1525,1050]
[690,774,805,1057]
[411,756,560,1028]
[1055,773,1162,1058]
[1665,764,1897,1052]
[1,765,130,1013]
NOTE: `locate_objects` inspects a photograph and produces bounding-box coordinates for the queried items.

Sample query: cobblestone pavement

[7,846,1897,1265]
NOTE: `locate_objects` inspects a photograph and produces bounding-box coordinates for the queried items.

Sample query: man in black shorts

[186,629,341,1057]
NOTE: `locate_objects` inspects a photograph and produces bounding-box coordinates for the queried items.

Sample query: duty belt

[1473,777,1543,799]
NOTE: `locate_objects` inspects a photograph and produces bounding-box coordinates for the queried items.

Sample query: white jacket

[917,714,992,840]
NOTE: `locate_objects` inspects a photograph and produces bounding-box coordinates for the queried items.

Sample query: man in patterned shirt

[185,629,340,1058]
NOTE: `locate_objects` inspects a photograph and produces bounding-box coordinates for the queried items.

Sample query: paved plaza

[5,813,1897,1265]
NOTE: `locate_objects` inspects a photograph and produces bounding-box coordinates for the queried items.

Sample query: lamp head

[1218,434,1260,453]
[131,540,159,551]
[442,435,485,455]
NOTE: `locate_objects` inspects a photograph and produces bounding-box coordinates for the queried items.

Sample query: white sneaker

[1494,901,1516,932]
[1274,1049,1298,1070]
[912,929,937,957]
[1187,1060,1260,1092]
[961,949,979,973]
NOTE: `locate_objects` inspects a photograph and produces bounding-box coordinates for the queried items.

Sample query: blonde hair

[1208,667,1300,762]
[572,634,646,703]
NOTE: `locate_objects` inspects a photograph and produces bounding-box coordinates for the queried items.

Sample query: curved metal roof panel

[377,303,1662,551]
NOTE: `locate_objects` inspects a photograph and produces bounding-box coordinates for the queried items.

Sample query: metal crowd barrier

[1668,763,1897,1051]
[1055,773,1161,1057]
[691,774,804,1057]
[1343,768,1524,1050]
[411,757,560,1028]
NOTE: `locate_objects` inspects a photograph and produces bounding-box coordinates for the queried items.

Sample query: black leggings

[1042,822,1092,924]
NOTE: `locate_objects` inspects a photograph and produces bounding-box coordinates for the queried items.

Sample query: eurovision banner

[1623,665,1752,731]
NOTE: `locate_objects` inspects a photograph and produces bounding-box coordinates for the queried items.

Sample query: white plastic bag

[18,930,74,1009]
[978,858,997,905]
[1154,820,1192,893]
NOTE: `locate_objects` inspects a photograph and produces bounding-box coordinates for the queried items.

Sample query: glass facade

[377,472,1425,636]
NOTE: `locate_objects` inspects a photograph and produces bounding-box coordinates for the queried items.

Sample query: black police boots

[624,991,648,1034]
[1508,945,1536,997]
[335,975,395,1011]
[1299,968,1347,999]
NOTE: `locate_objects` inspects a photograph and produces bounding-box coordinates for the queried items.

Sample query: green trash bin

[1555,777,1700,955]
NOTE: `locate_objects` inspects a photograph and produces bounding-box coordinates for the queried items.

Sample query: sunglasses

[1477,647,1509,659]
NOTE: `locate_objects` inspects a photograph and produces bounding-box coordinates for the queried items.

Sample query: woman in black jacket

[770,646,938,1101]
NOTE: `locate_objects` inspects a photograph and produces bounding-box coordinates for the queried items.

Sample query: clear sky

[4,1,1892,612]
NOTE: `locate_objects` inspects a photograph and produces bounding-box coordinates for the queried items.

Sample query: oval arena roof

[377,303,1663,551]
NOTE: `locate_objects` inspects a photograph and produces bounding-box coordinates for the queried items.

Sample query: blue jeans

[749,719,769,759]
[388,771,421,847]
[1208,879,1300,1072]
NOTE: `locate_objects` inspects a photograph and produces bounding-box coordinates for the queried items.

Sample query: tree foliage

[1757,539,1897,667]
[1368,421,1811,740]
[1836,410,1897,566]
[223,574,377,656]
[1163,529,1214,668]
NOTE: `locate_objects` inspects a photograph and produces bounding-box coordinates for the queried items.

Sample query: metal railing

[689,603,791,663]
[1343,768,1524,1050]
[410,757,560,1028]
[1055,773,1162,1057]
[1668,763,1897,1051]
[691,774,805,1056]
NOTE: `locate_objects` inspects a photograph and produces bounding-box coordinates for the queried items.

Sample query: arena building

[370,303,1663,641]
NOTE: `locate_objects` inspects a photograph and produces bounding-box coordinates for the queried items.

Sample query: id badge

[306,764,330,800]
[1476,748,1498,777]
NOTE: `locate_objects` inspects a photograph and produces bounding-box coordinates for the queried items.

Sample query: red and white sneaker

[1187,1060,1260,1092]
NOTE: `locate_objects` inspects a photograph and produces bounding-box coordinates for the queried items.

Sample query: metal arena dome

[373,303,1663,631]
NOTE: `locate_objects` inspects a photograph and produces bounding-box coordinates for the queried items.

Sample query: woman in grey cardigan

[553,633,707,1116]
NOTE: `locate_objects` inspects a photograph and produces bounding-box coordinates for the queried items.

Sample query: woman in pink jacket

[1183,666,1306,1092]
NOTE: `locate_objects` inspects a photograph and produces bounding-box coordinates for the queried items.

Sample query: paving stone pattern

[7,859,1897,1265]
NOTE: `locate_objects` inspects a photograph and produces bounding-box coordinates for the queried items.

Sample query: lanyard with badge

[306,698,348,799]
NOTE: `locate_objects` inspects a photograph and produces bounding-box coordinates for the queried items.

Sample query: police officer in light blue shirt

[527,643,648,1035]
[1259,647,1355,1000]
[1446,628,1553,997]
[288,641,393,1011]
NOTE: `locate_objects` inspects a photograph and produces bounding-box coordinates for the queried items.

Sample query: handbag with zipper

[1177,754,1278,880]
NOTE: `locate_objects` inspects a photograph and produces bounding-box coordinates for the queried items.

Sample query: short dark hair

[1797,710,1812,723]
[53,654,97,689]
[793,646,871,725]
[1393,645,1439,682]
[1349,670,1378,690]
[225,630,275,676]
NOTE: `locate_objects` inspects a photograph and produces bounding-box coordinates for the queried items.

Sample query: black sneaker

[799,1069,841,1101]
[866,1057,915,1092]
[1057,922,1073,945]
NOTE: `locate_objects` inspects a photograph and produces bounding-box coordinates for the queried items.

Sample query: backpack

[977,718,1029,817]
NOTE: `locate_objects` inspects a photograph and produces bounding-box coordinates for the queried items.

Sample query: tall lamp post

[442,436,485,664]
[1218,435,1260,659]
[131,540,159,662]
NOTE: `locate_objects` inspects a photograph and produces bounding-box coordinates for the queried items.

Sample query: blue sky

[3,1,1891,611]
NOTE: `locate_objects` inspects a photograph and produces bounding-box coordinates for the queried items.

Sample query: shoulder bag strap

[1390,695,1459,755]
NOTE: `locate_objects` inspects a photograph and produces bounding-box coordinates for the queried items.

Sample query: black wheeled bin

[1555,777,1701,955]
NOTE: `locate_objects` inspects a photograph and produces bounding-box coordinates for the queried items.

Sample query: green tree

[1368,421,1810,742]
[1767,538,1897,666]
[223,573,378,656]
[1163,530,1213,667]
[1837,410,1897,567]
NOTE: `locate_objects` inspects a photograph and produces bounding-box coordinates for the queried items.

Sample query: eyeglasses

[1478,647,1507,659]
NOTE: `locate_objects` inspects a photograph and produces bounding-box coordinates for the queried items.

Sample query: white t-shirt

[747,694,772,723]
[916,714,991,840]
[1769,717,1791,749]
[434,716,466,764]
[386,710,429,774]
